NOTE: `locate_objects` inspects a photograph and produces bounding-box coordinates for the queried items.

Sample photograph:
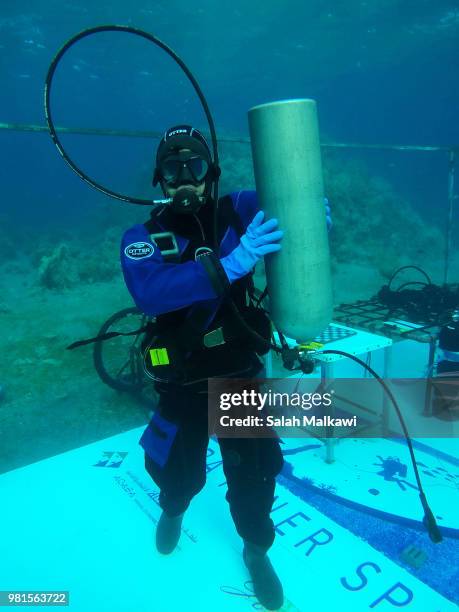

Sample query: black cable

[395,281,429,292]
[319,348,443,542]
[387,265,432,290]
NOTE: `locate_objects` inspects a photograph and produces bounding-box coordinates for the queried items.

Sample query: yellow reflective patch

[297,341,324,351]
[150,348,170,366]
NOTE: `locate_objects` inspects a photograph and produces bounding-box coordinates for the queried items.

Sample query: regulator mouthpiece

[171,188,204,215]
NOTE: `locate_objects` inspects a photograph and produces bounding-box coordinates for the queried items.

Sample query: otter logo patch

[124,241,155,260]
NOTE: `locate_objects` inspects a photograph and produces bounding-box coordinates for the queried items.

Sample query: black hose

[320,348,442,542]
[395,281,429,292]
[387,265,432,290]
[44,24,219,206]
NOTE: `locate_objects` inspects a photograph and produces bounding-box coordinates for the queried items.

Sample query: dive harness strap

[161,196,249,354]
[143,195,269,356]
[67,195,266,352]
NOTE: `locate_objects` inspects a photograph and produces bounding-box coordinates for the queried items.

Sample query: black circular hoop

[44,24,220,206]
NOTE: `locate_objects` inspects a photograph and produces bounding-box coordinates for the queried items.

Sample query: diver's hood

[152,125,220,204]
[155,134,211,170]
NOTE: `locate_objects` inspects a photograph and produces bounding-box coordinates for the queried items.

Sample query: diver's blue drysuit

[120,190,284,551]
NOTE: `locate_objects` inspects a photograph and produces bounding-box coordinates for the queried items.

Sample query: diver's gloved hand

[325,197,332,231]
[220,210,283,282]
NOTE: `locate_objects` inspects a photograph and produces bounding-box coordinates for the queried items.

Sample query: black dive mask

[159,151,209,187]
[152,127,220,213]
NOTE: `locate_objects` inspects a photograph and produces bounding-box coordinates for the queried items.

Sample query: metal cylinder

[248,99,333,342]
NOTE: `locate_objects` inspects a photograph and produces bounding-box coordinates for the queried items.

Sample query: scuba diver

[121,124,330,610]
[45,28,442,608]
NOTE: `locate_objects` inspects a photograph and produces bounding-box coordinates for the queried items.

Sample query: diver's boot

[155,511,185,555]
[243,540,284,610]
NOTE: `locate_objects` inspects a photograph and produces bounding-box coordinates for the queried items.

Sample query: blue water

[1,1,458,228]
[1,4,459,609]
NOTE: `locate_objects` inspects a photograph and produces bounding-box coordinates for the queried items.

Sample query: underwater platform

[0,332,458,610]
[0,428,457,611]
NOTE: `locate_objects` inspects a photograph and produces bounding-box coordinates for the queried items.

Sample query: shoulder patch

[124,241,155,260]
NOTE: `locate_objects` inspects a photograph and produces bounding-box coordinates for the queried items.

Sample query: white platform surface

[0,427,456,611]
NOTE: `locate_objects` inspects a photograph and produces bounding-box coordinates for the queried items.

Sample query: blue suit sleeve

[120,225,219,317]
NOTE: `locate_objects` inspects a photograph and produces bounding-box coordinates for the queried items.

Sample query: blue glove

[325,197,332,231]
[221,210,283,282]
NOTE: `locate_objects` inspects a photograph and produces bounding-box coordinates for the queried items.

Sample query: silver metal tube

[248,99,333,342]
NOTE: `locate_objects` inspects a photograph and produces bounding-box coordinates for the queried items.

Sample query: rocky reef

[37,229,121,290]
[218,137,446,286]
[5,135,450,294]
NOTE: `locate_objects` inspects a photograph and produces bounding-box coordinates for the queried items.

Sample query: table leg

[264,348,273,378]
[382,345,393,435]
[422,338,437,417]
[322,361,335,464]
